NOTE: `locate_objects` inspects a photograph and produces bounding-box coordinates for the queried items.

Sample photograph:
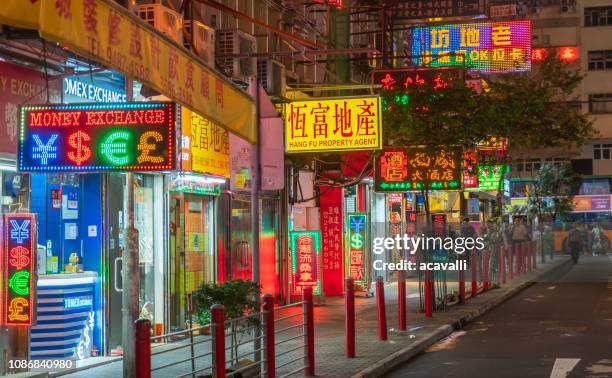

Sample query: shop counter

[30,272,97,359]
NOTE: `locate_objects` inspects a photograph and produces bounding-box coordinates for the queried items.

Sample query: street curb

[351,257,572,378]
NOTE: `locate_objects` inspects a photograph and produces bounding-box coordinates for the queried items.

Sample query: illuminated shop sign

[3,214,36,326]
[464,148,508,191]
[388,0,484,19]
[284,97,382,153]
[463,149,478,189]
[181,108,230,178]
[411,21,531,73]
[18,103,175,172]
[372,68,458,91]
[531,46,579,63]
[290,231,322,295]
[64,295,93,310]
[63,76,126,103]
[477,165,506,190]
[347,214,367,284]
[168,173,223,196]
[375,147,461,191]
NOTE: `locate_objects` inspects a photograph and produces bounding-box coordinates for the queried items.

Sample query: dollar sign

[351,234,363,249]
[9,246,30,270]
[67,131,92,166]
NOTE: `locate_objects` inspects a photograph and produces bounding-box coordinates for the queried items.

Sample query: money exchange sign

[18,103,174,172]
[3,214,36,326]
[284,97,382,153]
[411,21,531,73]
[375,147,462,191]
[290,231,322,295]
[347,214,367,284]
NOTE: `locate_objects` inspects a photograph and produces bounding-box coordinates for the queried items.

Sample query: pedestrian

[511,218,530,261]
[592,223,603,256]
[567,223,582,263]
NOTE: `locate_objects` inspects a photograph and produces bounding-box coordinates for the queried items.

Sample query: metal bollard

[398,271,407,331]
[135,319,151,378]
[262,295,275,378]
[345,278,355,358]
[499,246,506,285]
[211,304,226,378]
[482,250,489,292]
[424,270,433,318]
[303,287,315,377]
[471,251,478,298]
[376,276,388,340]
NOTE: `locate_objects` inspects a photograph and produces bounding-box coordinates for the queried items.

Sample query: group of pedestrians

[567,222,607,263]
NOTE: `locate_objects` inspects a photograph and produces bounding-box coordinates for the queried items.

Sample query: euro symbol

[67,131,92,166]
[9,246,30,270]
[8,297,29,322]
[100,131,130,166]
[8,270,30,296]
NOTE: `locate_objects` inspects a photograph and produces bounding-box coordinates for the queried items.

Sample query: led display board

[388,0,485,19]
[3,214,36,326]
[18,103,175,172]
[290,231,322,295]
[375,147,462,191]
[531,46,579,63]
[347,214,367,284]
[411,21,531,73]
[284,97,382,153]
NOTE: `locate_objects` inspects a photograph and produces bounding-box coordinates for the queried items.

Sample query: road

[386,254,612,378]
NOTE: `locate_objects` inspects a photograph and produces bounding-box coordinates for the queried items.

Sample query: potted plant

[192,280,261,370]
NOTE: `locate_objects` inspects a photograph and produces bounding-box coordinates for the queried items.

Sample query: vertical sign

[347,214,367,284]
[320,186,343,296]
[3,214,36,326]
[289,231,321,295]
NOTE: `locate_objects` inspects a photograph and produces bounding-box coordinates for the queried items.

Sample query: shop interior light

[0,163,17,171]
[38,276,96,287]
[176,172,226,185]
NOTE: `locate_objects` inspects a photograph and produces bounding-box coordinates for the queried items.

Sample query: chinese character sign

[463,149,478,189]
[389,0,484,19]
[320,186,343,296]
[373,69,457,91]
[347,214,367,284]
[3,214,36,326]
[411,21,531,73]
[181,108,230,178]
[290,231,322,295]
[18,103,175,172]
[284,97,382,153]
[375,147,462,191]
[477,165,506,190]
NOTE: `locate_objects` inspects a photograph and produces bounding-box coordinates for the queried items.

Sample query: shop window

[589,93,612,113]
[579,179,611,195]
[588,50,612,70]
[585,6,612,26]
[594,144,612,160]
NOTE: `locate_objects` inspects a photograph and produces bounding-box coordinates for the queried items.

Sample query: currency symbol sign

[8,270,30,296]
[67,131,92,166]
[9,246,30,270]
[351,233,363,249]
[8,297,29,322]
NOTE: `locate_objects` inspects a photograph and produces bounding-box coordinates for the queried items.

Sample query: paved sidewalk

[16,255,569,378]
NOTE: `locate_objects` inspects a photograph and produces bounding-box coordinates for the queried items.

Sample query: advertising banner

[347,213,367,284]
[63,73,126,103]
[320,186,343,296]
[388,0,485,20]
[289,231,322,295]
[18,102,175,172]
[284,96,382,153]
[181,108,230,178]
[411,21,531,73]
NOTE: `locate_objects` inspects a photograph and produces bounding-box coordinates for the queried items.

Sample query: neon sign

[372,68,457,91]
[3,214,35,326]
[347,214,367,284]
[375,147,462,191]
[411,21,531,73]
[290,231,322,295]
[18,103,175,172]
[531,46,579,63]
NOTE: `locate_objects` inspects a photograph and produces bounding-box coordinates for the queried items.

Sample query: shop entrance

[169,193,216,331]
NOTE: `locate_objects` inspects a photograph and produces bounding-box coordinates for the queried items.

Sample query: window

[585,6,612,26]
[594,144,612,160]
[544,157,570,167]
[588,50,612,70]
[590,94,612,113]
[513,158,542,173]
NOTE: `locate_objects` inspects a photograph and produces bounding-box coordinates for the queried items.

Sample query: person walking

[568,223,582,264]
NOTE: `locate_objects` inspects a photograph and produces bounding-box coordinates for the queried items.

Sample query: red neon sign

[3,214,35,326]
[531,46,579,63]
[290,231,321,295]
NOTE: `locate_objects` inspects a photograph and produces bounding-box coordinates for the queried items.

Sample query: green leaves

[192,279,262,325]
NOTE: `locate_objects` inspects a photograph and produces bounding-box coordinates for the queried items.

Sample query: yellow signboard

[0,0,256,143]
[284,96,382,153]
[181,108,230,178]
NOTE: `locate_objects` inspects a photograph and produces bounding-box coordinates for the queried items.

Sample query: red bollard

[376,277,388,340]
[526,241,532,272]
[515,243,521,276]
[522,242,527,273]
[532,241,537,270]
[471,251,478,298]
[458,261,466,302]
[262,295,275,378]
[424,271,433,318]
[508,245,513,280]
[482,250,489,292]
[345,278,355,358]
[398,272,407,331]
[211,304,226,378]
[135,319,151,378]
[499,246,506,285]
[303,287,315,377]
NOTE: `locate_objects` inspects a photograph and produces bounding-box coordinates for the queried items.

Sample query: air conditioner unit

[560,0,576,13]
[137,4,183,45]
[184,20,215,67]
[216,29,257,80]
[257,59,286,97]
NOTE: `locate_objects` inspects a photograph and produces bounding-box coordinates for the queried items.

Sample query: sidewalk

[19,255,570,378]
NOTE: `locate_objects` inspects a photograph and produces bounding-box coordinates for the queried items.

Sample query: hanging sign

[284,97,382,153]
[3,213,36,326]
[181,108,230,178]
[347,214,367,284]
[18,102,175,172]
[290,231,322,295]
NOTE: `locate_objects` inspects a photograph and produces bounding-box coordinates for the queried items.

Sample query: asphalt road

[386,254,612,378]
